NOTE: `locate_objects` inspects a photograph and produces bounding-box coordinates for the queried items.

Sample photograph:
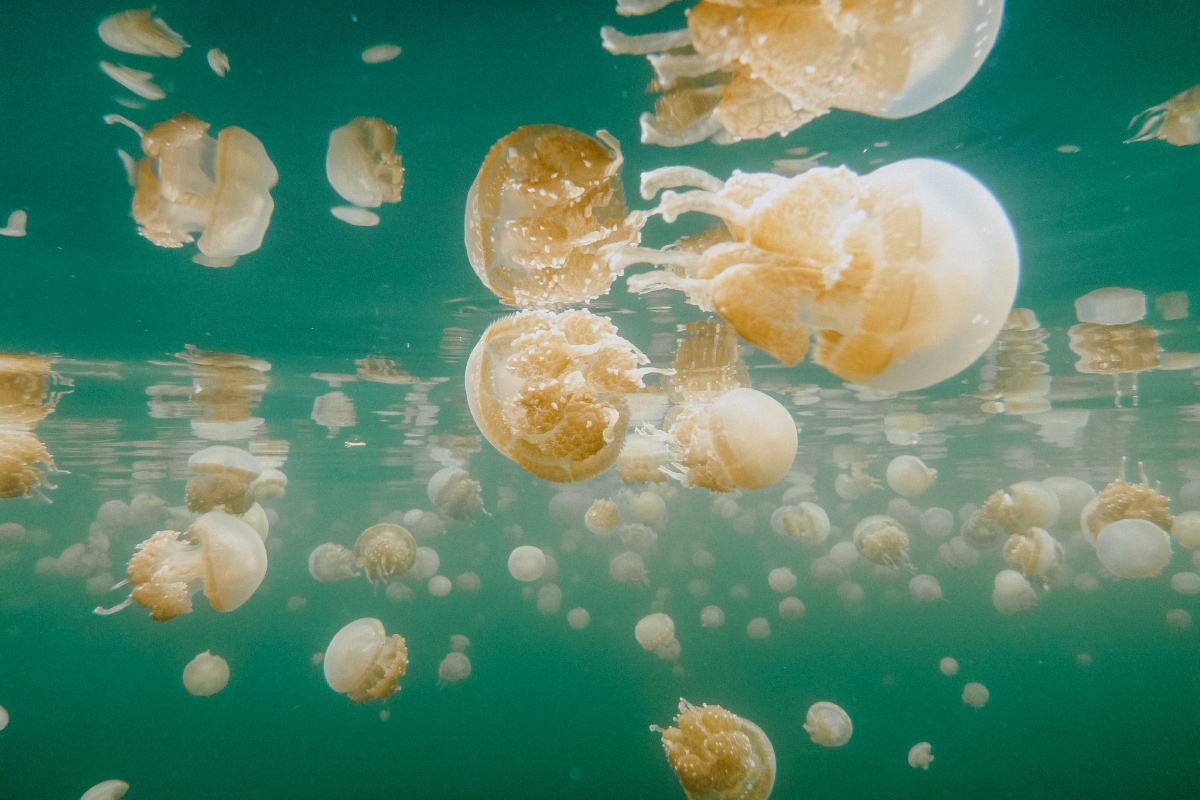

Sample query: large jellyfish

[602,0,1004,145]
[618,159,1019,391]
[1126,83,1200,146]
[1095,519,1172,579]
[465,125,648,306]
[324,618,408,703]
[326,117,404,208]
[94,511,268,621]
[651,698,776,800]
[466,309,654,482]
[354,523,416,584]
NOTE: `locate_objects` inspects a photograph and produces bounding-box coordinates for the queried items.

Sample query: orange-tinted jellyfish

[651,698,776,800]
[465,125,648,306]
[1126,83,1200,146]
[602,0,1005,145]
[618,159,1019,391]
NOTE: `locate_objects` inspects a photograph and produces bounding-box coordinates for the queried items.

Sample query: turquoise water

[1,1,1199,798]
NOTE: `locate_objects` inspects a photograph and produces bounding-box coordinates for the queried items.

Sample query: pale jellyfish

[308,543,360,582]
[804,701,852,747]
[887,498,923,528]
[609,550,649,585]
[183,650,229,696]
[567,607,591,629]
[1167,609,1193,629]
[99,61,165,100]
[811,556,845,585]
[1074,573,1101,593]
[312,391,355,436]
[939,657,959,677]
[1096,519,1172,579]
[1172,512,1200,549]
[1042,476,1095,532]
[508,545,546,582]
[908,742,934,770]
[747,617,771,640]
[632,491,667,527]
[331,206,380,226]
[635,612,676,651]
[962,682,989,709]
[837,581,865,607]
[0,210,27,237]
[585,499,620,534]
[427,466,483,520]
[700,605,725,628]
[884,412,934,446]
[886,455,937,497]
[249,468,287,500]
[655,638,682,662]
[537,583,563,615]
[992,569,1037,615]
[438,652,472,686]
[287,596,306,612]
[81,780,130,800]
[98,9,188,56]
[767,567,797,593]
[207,48,229,76]
[354,523,416,584]
[652,699,775,800]
[920,507,955,538]
[711,495,739,520]
[1002,527,1064,581]
[619,159,1019,391]
[828,541,859,570]
[324,618,407,703]
[981,481,1061,537]
[692,549,715,569]
[1074,288,1147,325]
[778,596,805,621]
[327,117,404,208]
[186,445,262,514]
[1171,572,1200,595]
[729,584,749,601]
[406,546,439,581]
[428,575,452,597]
[1127,84,1200,146]
[771,502,830,545]
[853,515,911,568]
[455,572,481,592]
[362,44,402,63]
[909,574,943,603]
[0,704,7,730]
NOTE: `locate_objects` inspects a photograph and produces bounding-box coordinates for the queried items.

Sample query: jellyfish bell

[438,651,472,686]
[185,446,261,514]
[1080,459,1173,542]
[508,545,546,582]
[585,498,621,534]
[886,455,937,497]
[804,701,852,747]
[1002,527,1064,581]
[81,780,131,800]
[635,612,676,651]
[853,515,911,568]
[308,542,360,582]
[324,617,408,703]
[939,657,959,676]
[1095,518,1172,579]
[427,466,483,520]
[962,681,989,708]
[0,430,58,499]
[908,574,943,603]
[326,117,404,208]
[992,569,1036,615]
[99,8,188,57]
[621,159,1019,391]
[651,698,775,800]
[183,650,230,696]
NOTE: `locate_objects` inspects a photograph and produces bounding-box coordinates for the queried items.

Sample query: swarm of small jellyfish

[616,157,1020,391]
[323,618,408,703]
[651,698,776,800]
[107,112,278,267]
[0,353,63,499]
[1127,83,1200,146]
[601,0,1004,145]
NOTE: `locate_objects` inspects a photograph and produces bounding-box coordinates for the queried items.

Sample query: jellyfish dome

[635,612,676,651]
[651,698,775,800]
[324,618,408,703]
[185,445,262,514]
[771,501,830,545]
[962,682,990,708]
[778,596,805,621]
[427,467,483,520]
[1080,460,1173,542]
[183,650,230,696]
[1095,518,1173,579]
[939,657,959,676]
[908,742,934,770]
[508,545,547,582]
[609,550,649,585]
[804,701,852,747]
[700,605,725,629]
[326,117,404,208]
[853,515,911,568]
[886,455,937,497]
[438,652,472,686]
[909,574,943,603]
[992,569,1037,615]
[308,542,360,582]
[621,159,1019,391]
[354,523,416,585]
[80,780,130,800]
[585,498,621,534]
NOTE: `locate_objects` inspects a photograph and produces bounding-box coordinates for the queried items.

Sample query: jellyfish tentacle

[640,166,725,200]
[601,26,690,56]
[655,189,746,226]
[1125,106,1167,143]
[648,52,725,90]
[93,597,134,615]
[616,0,684,17]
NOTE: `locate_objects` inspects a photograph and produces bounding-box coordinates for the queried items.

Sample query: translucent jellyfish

[99,62,165,100]
[837,580,866,608]
[466,309,653,482]
[992,569,1037,615]
[0,704,7,730]
[427,575,451,597]
[207,48,229,76]
[635,612,676,651]
[1166,609,1193,629]
[537,583,563,615]
[410,546,440,580]
[456,572,481,592]
[438,651,471,686]
[0,209,27,237]
[331,206,380,226]
[908,742,934,770]
[767,567,797,593]
[853,515,910,568]
[886,456,937,497]
[327,118,404,208]
[700,605,725,628]
[1174,512,1200,549]
[771,501,829,545]
[1096,518,1172,579]
[746,617,771,640]
[651,699,776,800]
[353,524,414,585]
[909,574,943,603]
[1002,527,1064,582]
[324,618,408,703]
[620,522,658,555]
[1074,288,1147,326]
[186,446,261,514]
[586,498,620,534]
[603,0,1003,145]
[568,607,591,629]
[835,464,881,500]
[1074,573,1100,593]
[939,657,958,676]
[804,701,852,747]
[362,44,402,63]
[610,551,649,585]
[616,430,672,485]
[633,491,667,527]
[884,412,934,446]
[427,466,483,520]
[508,545,546,582]
[308,543,360,582]
[1068,321,1162,406]
[183,650,230,696]
[118,112,278,266]
[962,682,989,709]
[919,507,955,538]
[465,125,647,306]
[1171,572,1200,595]
[778,596,805,621]
[828,541,859,570]
[1127,83,1200,146]
[250,468,287,500]
[1080,459,1173,542]
[620,159,1019,391]
[81,780,130,800]
[99,9,188,57]
[656,388,797,492]
[1042,476,1095,533]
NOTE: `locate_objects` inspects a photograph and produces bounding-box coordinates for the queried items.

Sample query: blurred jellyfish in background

[438,652,471,686]
[1080,458,1173,542]
[586,498,621,534]
[804,701,852,747]
[186,446,261,514]
[651,699,775,800]
[308,543,360,583]
[312,391,356,438]
[427,466,483,520]
[324,618,408,703]
[508,545,546,582]
[771,501,830,545]
[992,570,1037,615]
[886,456,937,498]
[853,515,911,569]
[1126,83,1200,146]
[908,742,934,770]
[99,9,188,57]
[962,682,990,709]
[80,779,130,800]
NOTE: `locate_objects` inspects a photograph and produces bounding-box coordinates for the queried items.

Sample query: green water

[1,1,1199,798]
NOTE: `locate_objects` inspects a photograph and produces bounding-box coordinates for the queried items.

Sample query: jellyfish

[1166,609,1193,629]
[778,596,805,621]
[908,574,943,603]
[665,320,749,404]
[308,542,360,582]
[1174,512,1200,549]
[465,125,647,306]
[609,550,649,586]
[633,491,667,527]
[362,44,402,63]
[635,612,676,651]
[427,466,483,520]
[1002,527,1064,582]
[651,698,776,800]
[324,618,408,703]
[770,502,829,545]
[331,206,380,226]
[326,118,404,208]
[962,682,989,709]
[312,391,356,436]
[804,701,852,747]
[1095,518,1172,579]
[853,515,910,568]
[409,546,440,581]
[1042,476,1095,533]
[992,569,1036,615]
[1171,572,1200,595]
[908,742,934,770]
[0,210,26,237]
[99,8,188,56]
[508,545,546,582]
[1127,83,1200,146]
[919,507,955,538]
[586,498,620,534]
[602,0,1003,145]
[456,572,481,592]
[99,61,165,100]
[767,567,797,593]
[1068,301,1162,406]
[700,605,725,629]
[834,464,881,501]
[115,112,278,266]
[621,522,658,555]
[616,431,672,485]
[0,430,57,499]
[207,48,230,76]
[466,309,654,482]
[939,657,958,676]
[1080,459,1173,542]
[183,650,230,696]
[438,651,471,686]
[654,388,797,492]
[747,617,771,640]
[81,780,130,800]
[977,308,1051,415]
[186,446,261,514]
[95,511,268,622]
[568,607,591,629]
[536,583,562,614]
[619,159,1019,391]
[886,456,937,497]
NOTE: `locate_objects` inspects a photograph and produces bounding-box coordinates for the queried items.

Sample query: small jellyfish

[99,61,165,100]
[1174,512,1200,549]
[456,572,481,592]
[853,515,911,568]
[992,569,1037,615]
[962,682,989,709]
[609,550,649,586]
[939,657,959,677]
[1080,459,1173,542]
[1074,288,1147,326]
[835,464,881,501]
[1002,527,1064,581]
[568,607,591,629]
[746,617,771,640]
[99,9,188,56]
[409,545,441,581]
[250,468,287,500]
[804,701,852,747]
[508,545,546,582]
[1041,476,1095,532]
[619,160,1019,391]
[908,742,934,770]
[186,445,262,514]
[427,466,483,520]
[466,309,653,482]
[919,507,955,538]
[908,574,943,603]
[183,650,230,696]
[886,456,937,498]
[308,542,360,582]
[324,618,408,703]
[438,651,472,686]
[81,780,130,800]
[651,699,776,800]
[771,502,830,545]
[207,48,230,76]
[767,567,797,594]
[0,209,27,237]
[700,605,725,628]
[633,491,667,527]
[331,206,380,226]
[778,596,805,621]
[585,498,620,534]
[0,704,7,730]
[1095,518,1172,579]
[326,118,404,208]
[1126,83,1200,146]
[636,612,676,652]
[362,44,402,63]
[1166,608,1193,629]
[465,125,647,306]
[1171,572,1200,595]
[428,575,452,597]
[537,583,563,615]
[353,523,416,584]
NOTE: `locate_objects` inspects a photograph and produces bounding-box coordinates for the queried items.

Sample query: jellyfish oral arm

[600,26,689,56]
[640,167,726,201]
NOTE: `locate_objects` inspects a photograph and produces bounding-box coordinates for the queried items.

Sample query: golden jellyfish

[427,466,483,520]
[620,159,1019,391]
[81,780,130,800]
[1127,83,1200,146]
[186,445,261,514]
[771,501,830,545]
[585,498,621,534]
[207,48,230,77]
[0,430,58,499]
[635,612,676,651]
[438,651,471,686]
[466,309,653,482]
[183,650,230,696]
[853,515,911,568]
[804,701,852,747]
[1002,527,1064,581]
[1096,519,1173,579]
[99,9,188,57]
[354,523,416,584]
[95,511,268,622]
[651,698,776,800]
[1081,459,1173,542]
[602,0,1004,145]
[465,125,647,306]
[113,112,278,267]
[308,543,360,582]
[1068,314,1161,407]
[908,742,934,770]
[323,618,408,703]
[326,117,404,208]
